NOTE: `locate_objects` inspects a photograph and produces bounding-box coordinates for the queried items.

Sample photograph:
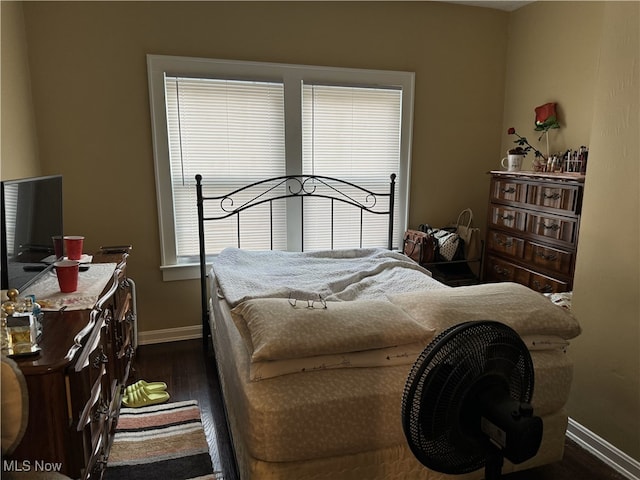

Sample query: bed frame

[195,173,397,347]
[193,173,573,480]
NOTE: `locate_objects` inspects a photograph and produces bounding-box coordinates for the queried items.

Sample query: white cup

[501,154,525,172]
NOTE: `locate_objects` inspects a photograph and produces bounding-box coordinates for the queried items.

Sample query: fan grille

[402,320,535,474]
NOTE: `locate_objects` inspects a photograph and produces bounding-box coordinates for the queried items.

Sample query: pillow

[231,298,435,363]
[388,282,581,340]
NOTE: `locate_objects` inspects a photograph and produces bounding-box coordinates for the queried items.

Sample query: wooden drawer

[72,317,107,412]
[112,289,133,384]
[115,276,130,312]
[116,316,135,383]
[489,205,527,232]
[485,255,529,284]
[487,229,525,258]
[524,241,574,276]
[526,212,578,245]
[490,178,527,204]
[527,183,580,214]
[528,270,570,294]
[485,255,570,293]
[88,342,109,393]
[77,373,106,458]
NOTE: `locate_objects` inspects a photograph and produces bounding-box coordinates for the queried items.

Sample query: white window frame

[147,54,414,281]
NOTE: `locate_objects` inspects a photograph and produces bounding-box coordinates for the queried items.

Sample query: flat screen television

[1,175,64,292]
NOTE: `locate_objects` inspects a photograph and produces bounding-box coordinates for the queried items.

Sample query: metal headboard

[195,173,397,346]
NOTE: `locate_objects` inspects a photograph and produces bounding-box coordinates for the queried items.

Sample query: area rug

[104,400,219,480]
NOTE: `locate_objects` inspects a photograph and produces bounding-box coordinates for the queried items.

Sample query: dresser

[483,171,585,293]
[8,248,136,479]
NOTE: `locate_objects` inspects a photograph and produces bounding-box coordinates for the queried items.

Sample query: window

[147,55,414,281]
[302,83,403,250]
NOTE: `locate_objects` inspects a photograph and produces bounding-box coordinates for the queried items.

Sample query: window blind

[302,84,402,250]
[165,77,287,258]
[165,78,401,257]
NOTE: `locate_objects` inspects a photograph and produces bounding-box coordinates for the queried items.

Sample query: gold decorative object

[1,288,41,357]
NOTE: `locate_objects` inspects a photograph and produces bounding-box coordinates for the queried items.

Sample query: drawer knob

[126,345,135,359]
[93,403,109,422]
[103,309,113,326]
[541,222,560,231]
[543,192,561,200]
[536,251,558,261]
[92,456,108,476]
[125,311,136,324]
[493,265,511,277]
[533,280,553,293]
[500,187,516,194]
[92,352,109,369]
[500,214,515,221]
[497,238,514,248]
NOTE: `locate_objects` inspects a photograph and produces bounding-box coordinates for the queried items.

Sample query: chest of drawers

[483,171,585,293]
[9,250,135,479]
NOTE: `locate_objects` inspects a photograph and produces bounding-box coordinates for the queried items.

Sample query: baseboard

[138,325,202,345]
[567,418,640,480]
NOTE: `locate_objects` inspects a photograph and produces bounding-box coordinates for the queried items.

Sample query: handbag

[416,223,463,262]
[452,208,481,262]
[403,229,437,264]
[433,227,463,261]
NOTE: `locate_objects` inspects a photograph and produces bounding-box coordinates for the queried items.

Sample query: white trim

[147,54,413,275]
[160,262,203,282]
[138,325,202,345]
[567,418,640,480]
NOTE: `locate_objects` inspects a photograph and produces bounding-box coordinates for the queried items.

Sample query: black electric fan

[402,320,543,480]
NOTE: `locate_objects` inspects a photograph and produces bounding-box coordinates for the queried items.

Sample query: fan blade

[484,332,535,403]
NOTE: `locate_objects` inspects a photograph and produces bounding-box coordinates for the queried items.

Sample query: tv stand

[6,248,136,480]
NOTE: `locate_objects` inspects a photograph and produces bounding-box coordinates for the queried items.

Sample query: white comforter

[212,247,445,306]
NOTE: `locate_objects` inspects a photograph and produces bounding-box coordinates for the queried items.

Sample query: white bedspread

[212,247,445,306]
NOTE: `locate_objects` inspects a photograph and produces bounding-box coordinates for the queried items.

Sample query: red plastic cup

[64,236,84,260]
[54,260,79,293]
[52,236,64,259]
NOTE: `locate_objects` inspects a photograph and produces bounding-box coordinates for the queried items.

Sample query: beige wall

[572,2,639,461]
[1,1,40,179]
[500,1,602,162]
[3,0,639,462]
[504,1,640,461]
[15,1,508,333]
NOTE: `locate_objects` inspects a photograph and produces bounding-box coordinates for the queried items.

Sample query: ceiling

[441,1,534,11]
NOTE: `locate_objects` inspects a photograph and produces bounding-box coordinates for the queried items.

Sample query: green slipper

[122,387,170,408]
[124,380,167,396]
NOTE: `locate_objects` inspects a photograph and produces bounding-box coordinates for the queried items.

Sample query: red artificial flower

[535,103,560,131]
[507,127,516,135]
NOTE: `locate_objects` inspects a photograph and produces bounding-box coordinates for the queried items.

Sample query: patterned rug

[104,400,219,480]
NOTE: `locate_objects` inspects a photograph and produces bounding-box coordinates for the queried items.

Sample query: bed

[195,174,581,480]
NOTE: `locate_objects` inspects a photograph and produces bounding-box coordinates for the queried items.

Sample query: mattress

[210,276,574,479]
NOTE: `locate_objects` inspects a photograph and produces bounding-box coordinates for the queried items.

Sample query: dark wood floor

[132,339,627,480]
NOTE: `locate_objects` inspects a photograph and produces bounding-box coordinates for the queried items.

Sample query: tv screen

[1,175,64,291]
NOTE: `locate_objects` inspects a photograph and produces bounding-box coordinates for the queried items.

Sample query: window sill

[160,262,209,282]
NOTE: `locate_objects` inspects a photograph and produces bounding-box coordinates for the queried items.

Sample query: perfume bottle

[2,289,38,355]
